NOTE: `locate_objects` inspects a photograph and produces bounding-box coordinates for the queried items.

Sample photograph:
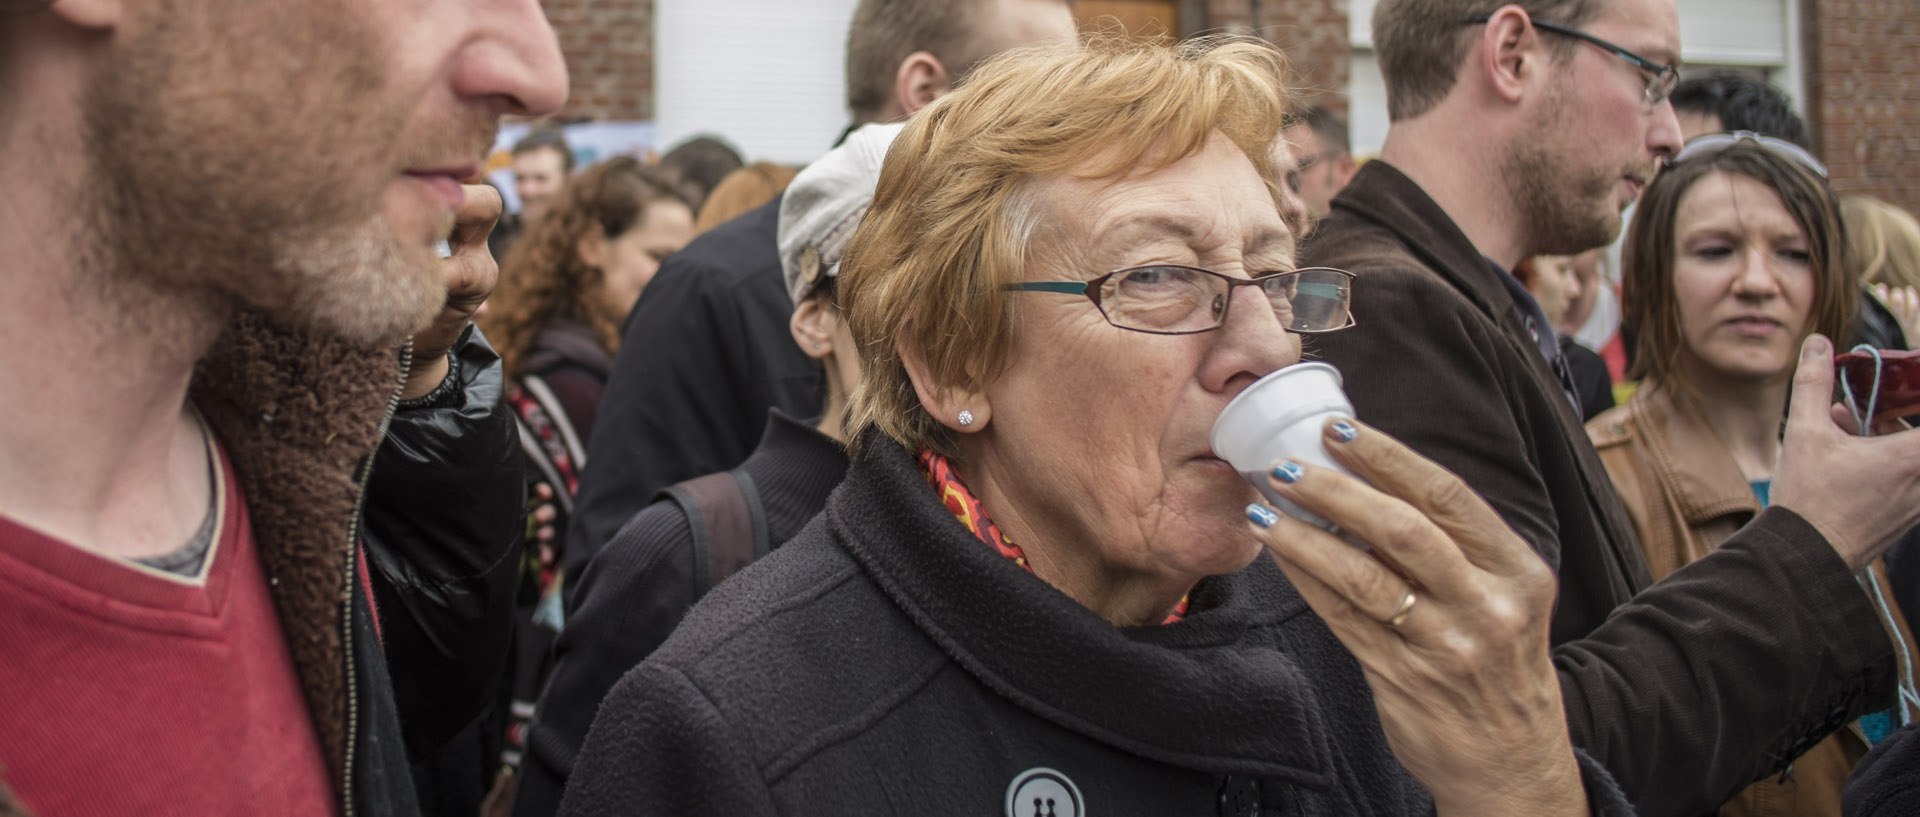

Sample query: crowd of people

[8,0,1920,815]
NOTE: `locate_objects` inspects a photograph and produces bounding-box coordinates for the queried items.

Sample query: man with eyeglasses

[1282,105,1358,232]
[1301,1,1920,816]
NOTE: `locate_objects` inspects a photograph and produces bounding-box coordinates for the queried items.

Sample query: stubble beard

[1502,84,1632,258]
[75,0,447,349]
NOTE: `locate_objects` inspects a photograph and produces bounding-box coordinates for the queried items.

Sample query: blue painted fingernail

[1271,461,1305,484]
[1330,420,1358,442]
[1247,503,1281,528]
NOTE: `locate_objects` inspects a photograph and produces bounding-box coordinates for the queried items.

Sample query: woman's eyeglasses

[1005,265,1356,336]
[1670,131,1829,178]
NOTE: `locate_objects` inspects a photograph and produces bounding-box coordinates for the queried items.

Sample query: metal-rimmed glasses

[1004,265,1356,336]
[1672,130,1829,178]
[1460,14,1679,107]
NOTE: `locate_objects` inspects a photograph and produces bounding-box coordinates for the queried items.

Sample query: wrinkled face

[1671,171,1816,383]
[597,199,697,319]
[1505,0,1683,256]
[972,134,1301,587]
[81,0,565,345]
[514,146,571,224]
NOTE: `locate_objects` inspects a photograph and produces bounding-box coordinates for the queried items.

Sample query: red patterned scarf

[918,449,1188,624]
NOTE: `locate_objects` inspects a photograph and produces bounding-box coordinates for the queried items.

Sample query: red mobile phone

[1835,348,1920,424]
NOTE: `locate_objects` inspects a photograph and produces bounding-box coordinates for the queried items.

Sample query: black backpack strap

[657,469,769,598]
[729,467,771,562]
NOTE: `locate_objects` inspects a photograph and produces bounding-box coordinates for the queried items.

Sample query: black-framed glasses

[1004,265,1355,336]
[1672,130,1828,178]
[1460,14,1679,107]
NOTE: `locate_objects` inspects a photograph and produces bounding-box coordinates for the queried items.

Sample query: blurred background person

[694,161,800,234]
[656,133,745,214]
[1282,103,1358,233]
[1670,72,1811,147]
[1590,134,1919,817]
[1845,195,1920,349]
[474,156,694,807]
[511,123,898,817]
[492,128,579,260]
[1515,254,1614,419]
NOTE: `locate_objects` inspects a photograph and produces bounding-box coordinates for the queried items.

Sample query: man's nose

[453,0,570,118]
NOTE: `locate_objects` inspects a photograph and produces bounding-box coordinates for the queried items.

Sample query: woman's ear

[789,297,837,361]
[897,325,990,433]
[575,229,606,269]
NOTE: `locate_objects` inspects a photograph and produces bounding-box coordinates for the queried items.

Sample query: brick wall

[541,0,654,122]
[1197,0,1351,122]
[1803,0,1920,215]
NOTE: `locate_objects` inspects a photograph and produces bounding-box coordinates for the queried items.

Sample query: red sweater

[0,446,336,816]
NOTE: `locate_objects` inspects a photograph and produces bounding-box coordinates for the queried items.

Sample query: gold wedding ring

[1386,590,1418,629]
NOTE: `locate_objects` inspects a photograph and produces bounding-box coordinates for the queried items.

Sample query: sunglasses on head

[1670,131,1828,178]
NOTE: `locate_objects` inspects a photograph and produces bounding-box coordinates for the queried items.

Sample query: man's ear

[789,297,837,361]
[894,51,951,117]
[49,0,120,29]
[896,326,990,433]
[1479,6,1546,105]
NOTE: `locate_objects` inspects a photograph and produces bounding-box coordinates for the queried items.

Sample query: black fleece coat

[562,197,825,586]
[1302,160,1897,817]
[557,433,1634,817]
[513,411,847,817]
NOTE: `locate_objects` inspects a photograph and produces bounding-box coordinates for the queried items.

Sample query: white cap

[777,122,906,304]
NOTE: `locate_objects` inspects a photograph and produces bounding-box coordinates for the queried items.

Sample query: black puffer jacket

[365,322,528,760]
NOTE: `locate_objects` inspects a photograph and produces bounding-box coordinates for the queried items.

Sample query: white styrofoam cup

[1210,361,1357,530]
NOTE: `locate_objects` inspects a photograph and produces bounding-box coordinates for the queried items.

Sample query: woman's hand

[1247,418,1586,816]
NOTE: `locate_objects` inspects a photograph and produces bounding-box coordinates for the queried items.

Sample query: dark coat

[562,197,825,586]
[556,433,1634,817]
[1302,160,1897,817]
[513,411,847,817]
[1845,721,1920,816]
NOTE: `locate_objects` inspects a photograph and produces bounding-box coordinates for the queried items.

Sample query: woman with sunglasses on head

[1588,133,1920,817]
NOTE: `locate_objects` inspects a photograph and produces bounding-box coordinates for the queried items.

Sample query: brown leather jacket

[1590,384,1920,817]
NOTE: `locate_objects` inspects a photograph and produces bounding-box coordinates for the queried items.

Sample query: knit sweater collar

[827,431,1345,785]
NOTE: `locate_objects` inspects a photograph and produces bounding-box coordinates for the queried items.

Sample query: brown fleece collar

[190,309,402,792]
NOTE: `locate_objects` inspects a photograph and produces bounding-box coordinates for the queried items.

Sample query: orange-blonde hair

[839,35,1293,456]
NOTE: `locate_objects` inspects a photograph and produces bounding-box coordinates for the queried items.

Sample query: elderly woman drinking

[559,36,1627,817]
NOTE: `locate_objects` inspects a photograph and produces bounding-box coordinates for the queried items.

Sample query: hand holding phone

[1836,347,1920,425]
